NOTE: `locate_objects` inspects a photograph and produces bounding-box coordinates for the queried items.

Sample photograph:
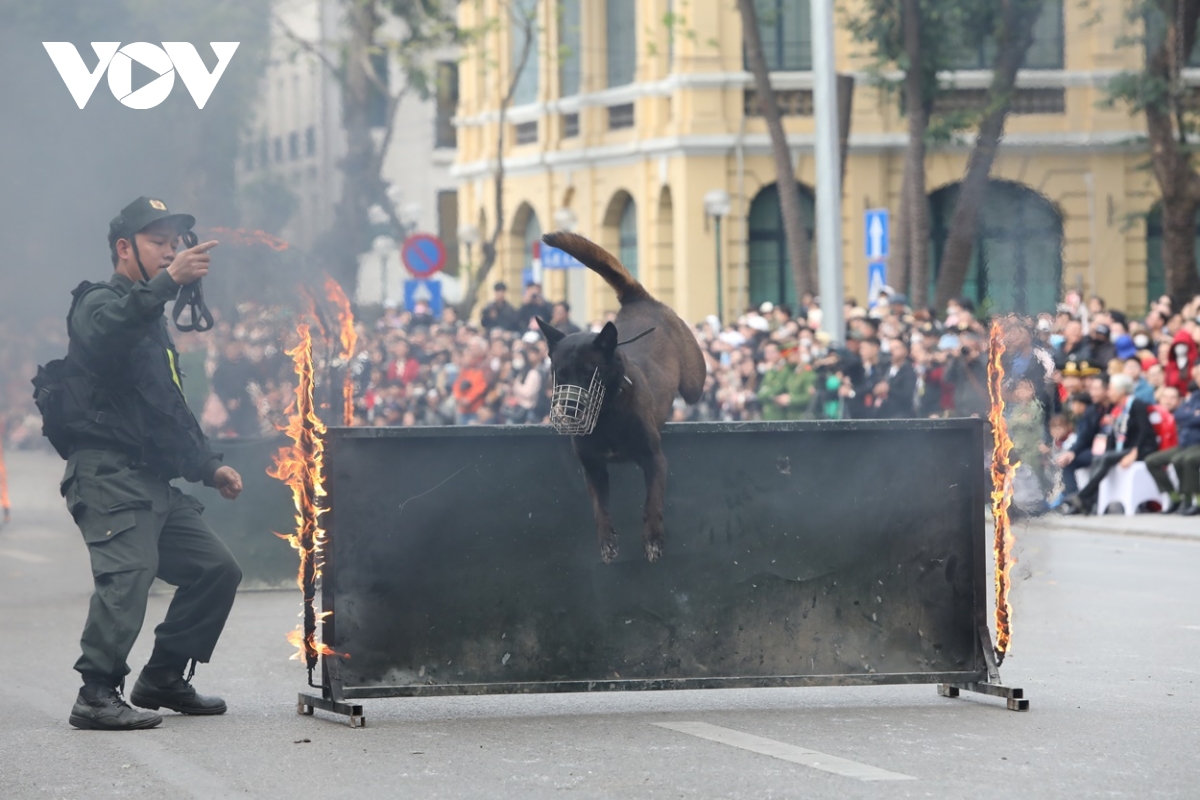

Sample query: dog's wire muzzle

[549,369,606,436]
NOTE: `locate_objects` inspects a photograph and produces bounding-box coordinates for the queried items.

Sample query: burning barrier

[987,320,1017,665]
[267,323,341,681]
[296,420,1028,726]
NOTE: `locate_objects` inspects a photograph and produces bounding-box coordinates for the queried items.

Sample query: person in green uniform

[757,341,816,421]
[61,197,243,731]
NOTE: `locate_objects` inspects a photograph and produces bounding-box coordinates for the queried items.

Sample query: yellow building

[453,0,1170,324]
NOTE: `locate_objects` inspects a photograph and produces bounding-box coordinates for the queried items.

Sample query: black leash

[617,327,656,347]
[171,230,214,332]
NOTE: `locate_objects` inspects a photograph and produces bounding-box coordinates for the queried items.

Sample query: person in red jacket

[1164,324,1198,394]
[1149,387,1180,450]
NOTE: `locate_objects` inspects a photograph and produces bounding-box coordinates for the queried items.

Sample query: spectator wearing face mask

[504,347,545,424]
[1164,319,1199,395]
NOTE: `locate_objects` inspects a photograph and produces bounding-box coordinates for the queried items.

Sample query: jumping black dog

[536,231,706,563]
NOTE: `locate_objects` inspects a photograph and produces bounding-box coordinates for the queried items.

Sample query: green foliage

[1103,0,1200,119]
[375,0,462,102]
[845,0,1057,142]
[1105,70,1171,113]
[843,0,989,133]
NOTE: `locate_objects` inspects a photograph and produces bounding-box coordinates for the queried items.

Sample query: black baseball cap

[108,196,195,242]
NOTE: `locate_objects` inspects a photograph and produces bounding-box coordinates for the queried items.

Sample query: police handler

[62,197,243,731]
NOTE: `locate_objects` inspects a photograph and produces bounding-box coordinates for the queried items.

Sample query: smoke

[0,0,271,326]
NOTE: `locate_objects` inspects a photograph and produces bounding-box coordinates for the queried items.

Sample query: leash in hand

[172,230,215,333]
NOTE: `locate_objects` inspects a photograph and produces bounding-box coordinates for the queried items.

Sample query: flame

[323,276,358,426]
[204,226,290,251]
[287,626,345,660]
[266,323,337,667]
[0,428,10,524]
[987,319,1018,662]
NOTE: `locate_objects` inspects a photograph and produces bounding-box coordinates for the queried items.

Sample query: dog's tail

[542,232,650,304]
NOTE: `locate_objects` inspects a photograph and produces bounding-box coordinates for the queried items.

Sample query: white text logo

[42,42,240,109]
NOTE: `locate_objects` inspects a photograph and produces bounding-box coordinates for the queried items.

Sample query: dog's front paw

[599,531,619,564]
[644,536,663,563]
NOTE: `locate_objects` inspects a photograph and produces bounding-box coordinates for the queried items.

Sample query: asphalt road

[0,448,1197,799]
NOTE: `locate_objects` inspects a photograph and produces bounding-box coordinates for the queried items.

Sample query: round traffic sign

[401,233,446,278]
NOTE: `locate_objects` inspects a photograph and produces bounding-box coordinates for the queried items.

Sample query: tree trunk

[891,165,912,300]
[837,73,855,195]
[1162,196,1200,305]
[738,0,814,299]
[932,0,1040,313]
[455,2,537,320]
[903,0,930,310]
[1144,0,1200,307]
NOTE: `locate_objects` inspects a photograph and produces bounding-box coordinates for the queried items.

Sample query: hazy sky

[0,1,267,324]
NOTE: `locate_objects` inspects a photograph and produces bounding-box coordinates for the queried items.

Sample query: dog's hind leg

[580,455,619,563]
[638,448,668,562]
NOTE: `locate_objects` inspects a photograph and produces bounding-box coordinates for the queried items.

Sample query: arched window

[749,0,811,72]
[1145,203,1200,306]
[928,181,1063,315]
[618,199,638,278]
[747,182,814,308]
[607,0,636,87]
[523,209,542,275]
[511,0,539,105]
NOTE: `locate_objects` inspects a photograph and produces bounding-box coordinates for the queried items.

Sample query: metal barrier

[298,420,1026,726]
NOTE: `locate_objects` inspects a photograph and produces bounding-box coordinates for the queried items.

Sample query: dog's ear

[536,317,566,351]
[593,321,619,360]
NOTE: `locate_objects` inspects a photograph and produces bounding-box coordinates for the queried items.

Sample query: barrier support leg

[298,692,365,727]
[938,627,1029,711]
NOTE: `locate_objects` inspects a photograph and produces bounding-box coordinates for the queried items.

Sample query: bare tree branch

[456,0,537,318]
[273,13,344,80]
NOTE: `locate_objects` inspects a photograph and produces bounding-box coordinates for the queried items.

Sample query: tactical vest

[60,280,210,479]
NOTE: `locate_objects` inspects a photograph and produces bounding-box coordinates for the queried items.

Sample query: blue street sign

[404,278,443,316]
[541,244,585,269]
[401,233,446,278]
[865,208,889,260]
[522,268,535,287]
[867,261,887,304]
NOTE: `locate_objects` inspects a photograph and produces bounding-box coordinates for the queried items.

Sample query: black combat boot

[131,663,227,715]
[69,679,162,730]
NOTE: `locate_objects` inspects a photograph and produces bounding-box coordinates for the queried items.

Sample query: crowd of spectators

[3,277,1199,518]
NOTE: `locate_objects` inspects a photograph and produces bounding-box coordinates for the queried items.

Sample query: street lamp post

[810,0,845,342]
[704,189,732,324]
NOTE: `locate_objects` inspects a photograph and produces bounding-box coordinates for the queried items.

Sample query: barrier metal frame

[298,421,1027,726]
